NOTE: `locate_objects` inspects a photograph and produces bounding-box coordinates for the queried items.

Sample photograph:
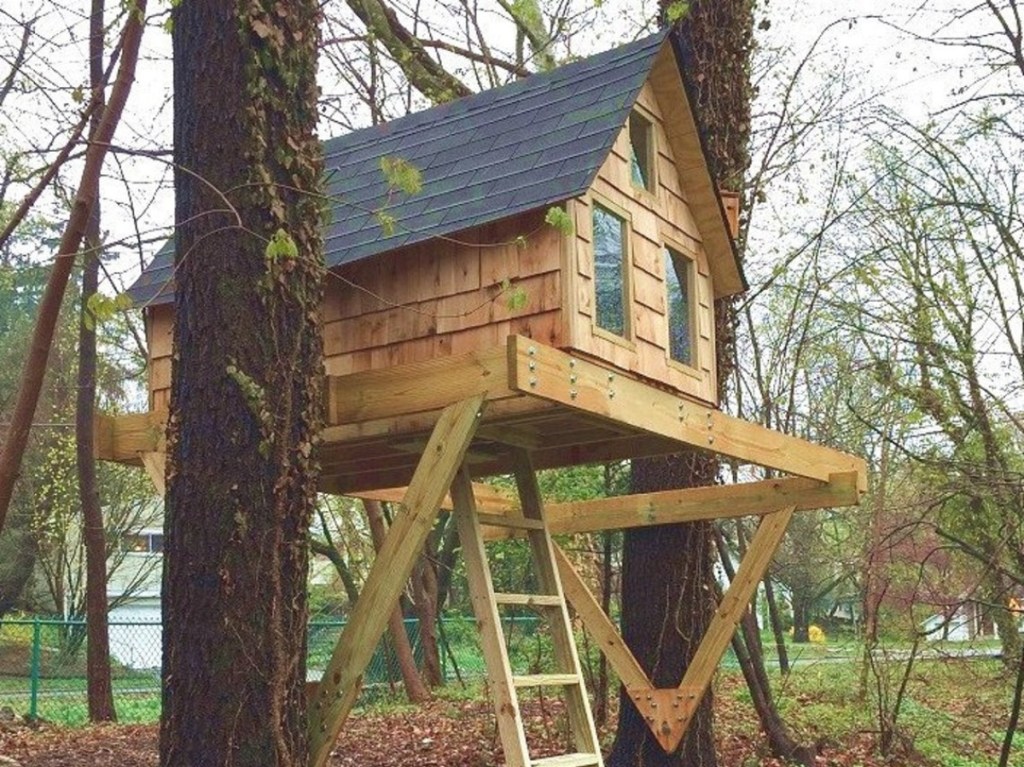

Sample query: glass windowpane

[629,112,653,191]
[593,206,626,336]
[665,248,693,365]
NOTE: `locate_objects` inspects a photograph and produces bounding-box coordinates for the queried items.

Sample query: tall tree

[607,2,794,765]
[0,4,145,534]
[78,0,115,723]
[159,1,324,765]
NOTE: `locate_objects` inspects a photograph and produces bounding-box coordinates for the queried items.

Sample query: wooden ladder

[451,451,603,767]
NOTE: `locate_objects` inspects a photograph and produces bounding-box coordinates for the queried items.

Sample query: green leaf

[501,278,528,311]
[85,291,131,329]
[380,156,422,195]
[265,228,299,261]
[665,1,690,23]
[544,206,574,236]
[375,211,397,237]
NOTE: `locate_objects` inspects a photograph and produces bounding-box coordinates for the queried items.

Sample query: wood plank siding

[565,81,718,405]
[146,83,723,412]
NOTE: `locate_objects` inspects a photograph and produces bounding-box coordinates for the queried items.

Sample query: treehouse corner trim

[95,334,866,767]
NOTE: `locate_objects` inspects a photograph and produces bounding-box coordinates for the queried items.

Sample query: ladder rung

[532,753,602,767]
[476,512,545,530]
[512,673,580,688]
[493,593,562,607]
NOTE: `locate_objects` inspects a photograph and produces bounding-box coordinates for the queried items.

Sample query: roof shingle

[127,31,669,307]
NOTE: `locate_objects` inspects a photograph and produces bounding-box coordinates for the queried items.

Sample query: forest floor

[0,658,1015,766]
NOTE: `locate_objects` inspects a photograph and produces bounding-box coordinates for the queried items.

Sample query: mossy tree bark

[608,3,753,765]
[160,1,323,765]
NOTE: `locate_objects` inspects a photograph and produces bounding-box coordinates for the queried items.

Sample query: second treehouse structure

[98,30,865,767]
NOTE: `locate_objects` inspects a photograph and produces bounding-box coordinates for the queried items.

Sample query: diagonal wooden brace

[663,505,796,752]
[307,394,486,767]
[555,507,796,754]
[140,451,166,495]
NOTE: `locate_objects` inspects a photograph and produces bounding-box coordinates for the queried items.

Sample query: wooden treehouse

[97,31,866,767]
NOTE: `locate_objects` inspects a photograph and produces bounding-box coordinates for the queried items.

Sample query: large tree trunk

[607,457,718,767]
[609,2,754,764]
[78,0,115,724]
[160,2,323,765]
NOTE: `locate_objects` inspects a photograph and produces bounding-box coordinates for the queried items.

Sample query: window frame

[662,240,700,375]
[589,196,634,347]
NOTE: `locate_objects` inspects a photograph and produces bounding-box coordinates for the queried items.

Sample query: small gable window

[629,111,655,192]
[665,247,695,366]
[593,204,629,338]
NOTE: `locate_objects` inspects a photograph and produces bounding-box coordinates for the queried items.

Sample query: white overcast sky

[0,0,1008,294]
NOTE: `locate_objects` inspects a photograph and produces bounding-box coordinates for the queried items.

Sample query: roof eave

[650,37,747,299]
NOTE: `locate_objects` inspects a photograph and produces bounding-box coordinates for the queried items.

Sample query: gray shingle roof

[127,31,669,307]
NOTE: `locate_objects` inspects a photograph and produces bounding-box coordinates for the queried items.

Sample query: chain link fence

[0,615,544,726]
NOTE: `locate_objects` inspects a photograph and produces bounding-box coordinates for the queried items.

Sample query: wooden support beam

[507,336,867,492]
[93,409,166,462]
[140,451,166,496]
[307,395,486,767]
[660,505,797,752]
[552,545,648,691]
[354,481,514,514]
[325,345,514,425]
[475,473,856,539]
[529,473,856,535]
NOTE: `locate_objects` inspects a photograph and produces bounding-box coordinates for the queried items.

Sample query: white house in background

[104,501,347,669]
[107,517,163,669]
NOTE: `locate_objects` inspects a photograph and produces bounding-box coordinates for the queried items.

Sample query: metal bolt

[607,373,615,382]
[708,435,715,445]
[609,389,616,399]
[570,389,578,399]
[569,374,577,384]
[528,346,536,356]
[529,361,536,371]
[569,358,577,368]
[529,377,538,388]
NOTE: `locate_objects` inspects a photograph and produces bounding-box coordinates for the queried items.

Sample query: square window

[665,247,695,366]
[593,205,628,337]
[629,111,654,192]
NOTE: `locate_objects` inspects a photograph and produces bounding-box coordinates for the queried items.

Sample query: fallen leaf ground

[0,661,1014,766]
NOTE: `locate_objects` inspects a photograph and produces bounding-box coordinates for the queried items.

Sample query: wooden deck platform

[95,335,866,495]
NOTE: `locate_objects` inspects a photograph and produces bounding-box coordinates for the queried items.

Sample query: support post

[307,394,485,767]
